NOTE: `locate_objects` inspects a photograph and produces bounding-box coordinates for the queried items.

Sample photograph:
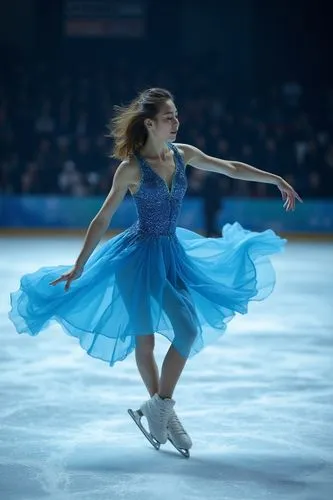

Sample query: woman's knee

[174,319,198,353]
[135,334,155,355]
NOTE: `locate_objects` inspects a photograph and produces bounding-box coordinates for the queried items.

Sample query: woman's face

[149,99,179,142]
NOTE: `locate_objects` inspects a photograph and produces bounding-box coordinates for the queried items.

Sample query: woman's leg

[135,334,159,397]
[159,283,198,399]
[115,267,158,397]
[159,345,188,399]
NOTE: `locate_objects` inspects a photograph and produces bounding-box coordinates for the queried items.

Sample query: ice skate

[167,409,192,458]
[138,393,175,445]
[128,408,161,450]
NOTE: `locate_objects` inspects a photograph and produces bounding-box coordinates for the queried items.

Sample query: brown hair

[108,88,174,160]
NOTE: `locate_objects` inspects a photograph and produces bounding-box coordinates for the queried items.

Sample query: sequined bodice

[129,143,187,237]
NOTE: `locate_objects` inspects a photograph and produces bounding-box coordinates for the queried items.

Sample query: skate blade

[168,437,190,458]
[128,409,161,450]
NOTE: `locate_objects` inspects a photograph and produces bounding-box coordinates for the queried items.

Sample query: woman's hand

[276,177,303,211]
[49,265,84,291]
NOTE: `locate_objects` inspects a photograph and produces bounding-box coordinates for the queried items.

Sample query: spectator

[0,56,331,200]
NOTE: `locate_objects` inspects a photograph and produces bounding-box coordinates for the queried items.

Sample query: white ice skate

[128,408,161,450]
[128,393,175,449]
[167,410,192,458]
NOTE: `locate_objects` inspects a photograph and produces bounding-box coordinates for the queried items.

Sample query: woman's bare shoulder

[115,157,141,182]
[114,157,141,193]
[173,143,197,166]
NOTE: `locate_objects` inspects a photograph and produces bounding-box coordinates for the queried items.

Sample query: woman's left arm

[176,143,303,211]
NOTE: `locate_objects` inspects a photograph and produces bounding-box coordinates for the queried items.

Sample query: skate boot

[167,409,192,458]
[139,393,175,444]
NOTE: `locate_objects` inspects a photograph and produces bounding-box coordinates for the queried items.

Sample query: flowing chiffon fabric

[9,143,286,366]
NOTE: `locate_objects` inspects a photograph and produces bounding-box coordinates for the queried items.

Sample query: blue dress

[9,143,286,366]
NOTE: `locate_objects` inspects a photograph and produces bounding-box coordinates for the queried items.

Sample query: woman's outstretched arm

[176,143,303,211]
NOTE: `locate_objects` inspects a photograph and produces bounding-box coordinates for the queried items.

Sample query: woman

[9,88,302,456]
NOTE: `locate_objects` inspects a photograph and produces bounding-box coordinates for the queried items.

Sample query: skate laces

[168,411,187,435]
[155,396,174,424]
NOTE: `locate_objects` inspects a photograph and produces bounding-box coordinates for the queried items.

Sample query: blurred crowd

[1,57,333,200]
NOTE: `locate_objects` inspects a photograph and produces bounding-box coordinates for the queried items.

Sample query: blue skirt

[8,223,286,366]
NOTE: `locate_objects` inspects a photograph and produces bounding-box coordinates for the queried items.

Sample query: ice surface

[1,237,332,500]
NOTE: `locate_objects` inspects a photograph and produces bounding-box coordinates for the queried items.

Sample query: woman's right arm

[75,160,136,269]
[50,160,137,290]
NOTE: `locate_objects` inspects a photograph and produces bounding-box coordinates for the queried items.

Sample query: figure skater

[9,88,302,457]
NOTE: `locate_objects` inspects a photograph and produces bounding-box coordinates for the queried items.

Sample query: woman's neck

[140,139,169,160]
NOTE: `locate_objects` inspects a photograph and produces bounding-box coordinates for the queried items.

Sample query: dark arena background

[0,1,332,499]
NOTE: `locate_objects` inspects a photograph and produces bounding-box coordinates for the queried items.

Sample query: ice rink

[1,236,332,500]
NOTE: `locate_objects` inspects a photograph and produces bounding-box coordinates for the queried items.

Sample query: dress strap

[134,151,145,168]
[168,142,185,169]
